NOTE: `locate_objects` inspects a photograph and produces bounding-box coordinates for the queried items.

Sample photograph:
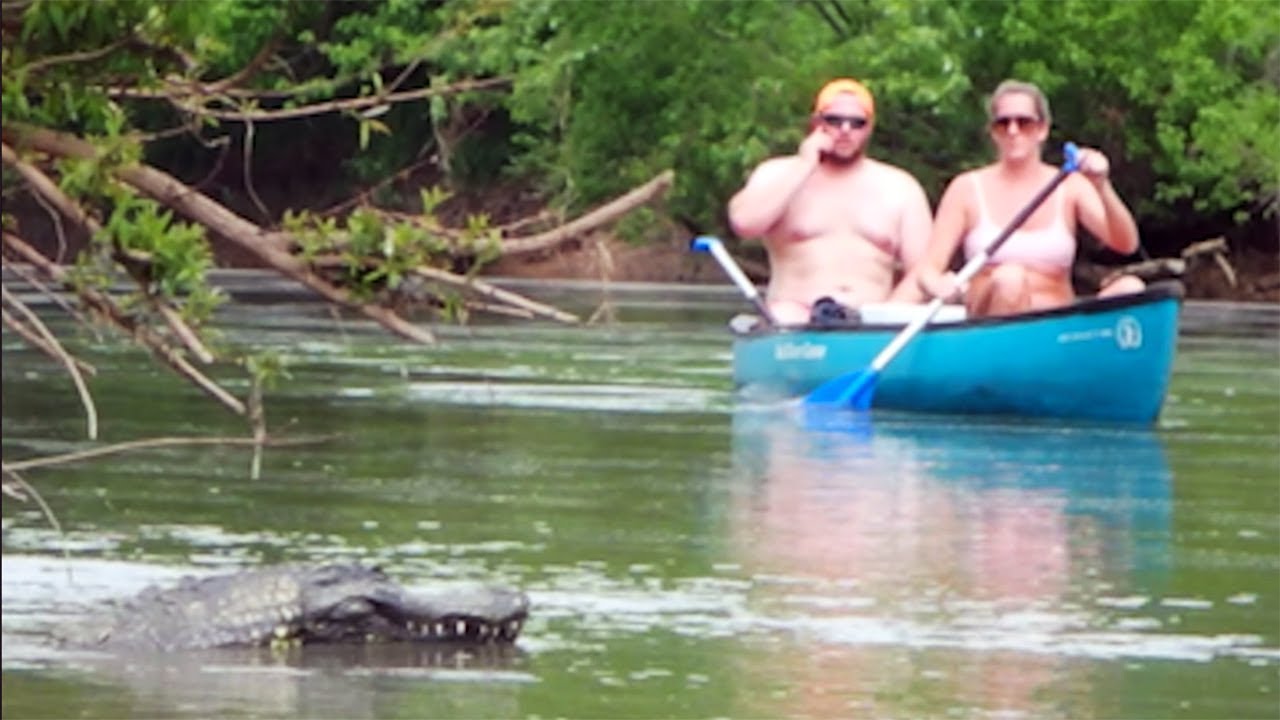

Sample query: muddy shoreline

[485,232,1280,304]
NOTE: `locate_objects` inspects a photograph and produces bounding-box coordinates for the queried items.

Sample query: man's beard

[819,147,865,166]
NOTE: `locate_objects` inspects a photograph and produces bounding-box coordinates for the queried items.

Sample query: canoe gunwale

[731,280,1185,338]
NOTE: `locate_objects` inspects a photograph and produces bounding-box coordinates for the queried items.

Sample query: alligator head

[64,563,530,651]
[293,564,528,644]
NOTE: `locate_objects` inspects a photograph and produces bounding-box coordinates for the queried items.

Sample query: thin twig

[2,259,96,330]
[1,467,70,567]
[2,435,329,473]
[172,76,510,123]
[18,38,130,75]
[313,153,438,219]
[411,265,580,324]
[1,285,99,439]
[27,184,69,263]
[4,232,248,416]
[242,118,271,222]
[0,307,97,376]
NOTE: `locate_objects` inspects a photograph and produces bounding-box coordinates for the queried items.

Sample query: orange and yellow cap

[813,78,875,119]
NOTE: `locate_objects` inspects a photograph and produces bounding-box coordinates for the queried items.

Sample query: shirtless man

[728,78,934,325]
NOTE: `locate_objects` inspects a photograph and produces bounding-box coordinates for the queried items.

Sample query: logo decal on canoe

[1114,316,1142,350]
[1055,314,1142,350]
[774,342,827,361]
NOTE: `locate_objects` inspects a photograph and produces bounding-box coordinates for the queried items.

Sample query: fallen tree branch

[165,76,511,123]
[2,434,329,473]
[304,253,580,324]
[0,306,97,376]
[501,170,674,257]
[1101,236,1235,287]
[3,232,247,416]
[2,261,100,337]
[2,141,215,362]
[410,265,580,324]
[3,124,435,344]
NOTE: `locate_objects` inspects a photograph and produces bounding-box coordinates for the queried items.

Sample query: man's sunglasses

[991,115,1042,132]
[818,114,869,130]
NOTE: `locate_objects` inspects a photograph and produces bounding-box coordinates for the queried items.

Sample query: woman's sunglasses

[991,115,1042,132]
[818,114,869,131]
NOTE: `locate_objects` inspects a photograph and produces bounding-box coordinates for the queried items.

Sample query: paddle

[805,142,1082,410]
[690,235,777,326]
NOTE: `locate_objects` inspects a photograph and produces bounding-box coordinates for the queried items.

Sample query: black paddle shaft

[977,168,1073,262]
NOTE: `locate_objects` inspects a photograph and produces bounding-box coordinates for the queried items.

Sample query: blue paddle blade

[803,369,880,409]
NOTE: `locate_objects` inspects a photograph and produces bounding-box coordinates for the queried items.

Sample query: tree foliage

[6,0,1275,250]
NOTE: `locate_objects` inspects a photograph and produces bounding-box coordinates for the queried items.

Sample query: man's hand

[798,128,834,164]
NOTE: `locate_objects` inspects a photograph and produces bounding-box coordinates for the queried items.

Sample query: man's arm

[911,174,971,302]
[887,173,935,303]
[728,156,817,239]
[728,130,830,238]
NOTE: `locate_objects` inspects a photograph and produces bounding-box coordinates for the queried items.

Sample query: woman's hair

[986,80,1052,126]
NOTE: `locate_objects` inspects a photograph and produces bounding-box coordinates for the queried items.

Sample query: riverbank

[485,232,1280,304]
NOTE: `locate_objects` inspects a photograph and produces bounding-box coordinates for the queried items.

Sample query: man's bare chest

[781,175,900,245]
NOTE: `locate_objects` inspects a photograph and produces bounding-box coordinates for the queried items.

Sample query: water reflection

[726,406,1173,718]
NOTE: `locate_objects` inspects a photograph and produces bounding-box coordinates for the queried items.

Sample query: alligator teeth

[455,620,467,637]
[433,622,445,637]
[503,619,522,639]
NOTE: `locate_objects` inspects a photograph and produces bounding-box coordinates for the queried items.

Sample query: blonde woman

[916,80,1144,317]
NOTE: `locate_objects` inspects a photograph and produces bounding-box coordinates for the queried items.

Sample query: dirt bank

[486,232,1280,304]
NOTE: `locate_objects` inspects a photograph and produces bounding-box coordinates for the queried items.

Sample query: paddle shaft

[690,236,776,325]
[866,162,1078,374]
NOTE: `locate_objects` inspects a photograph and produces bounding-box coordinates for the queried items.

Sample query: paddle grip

[691,236,776,325]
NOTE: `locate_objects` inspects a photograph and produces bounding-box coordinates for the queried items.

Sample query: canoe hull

[733,283,1183,424]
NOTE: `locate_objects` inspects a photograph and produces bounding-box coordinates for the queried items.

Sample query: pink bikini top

[962,174,1076,272]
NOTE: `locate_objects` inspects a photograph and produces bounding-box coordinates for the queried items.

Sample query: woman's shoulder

[941,166,988,199]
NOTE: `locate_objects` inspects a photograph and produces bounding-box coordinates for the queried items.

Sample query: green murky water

[3,279,1278,719]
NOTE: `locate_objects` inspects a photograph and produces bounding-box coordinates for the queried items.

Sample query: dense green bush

[5,0,1277,250]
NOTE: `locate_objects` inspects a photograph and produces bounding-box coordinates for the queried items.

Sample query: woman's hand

[1076,146,1111,185]
[917,270,967,303]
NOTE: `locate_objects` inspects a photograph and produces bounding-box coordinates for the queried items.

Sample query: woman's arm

[1072,148,1140,255]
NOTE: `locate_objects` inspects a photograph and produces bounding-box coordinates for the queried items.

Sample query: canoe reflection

[727,405,1172,717]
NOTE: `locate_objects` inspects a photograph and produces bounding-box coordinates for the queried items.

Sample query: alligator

[59,563,530,652]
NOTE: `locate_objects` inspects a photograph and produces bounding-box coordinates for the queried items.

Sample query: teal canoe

[732,281,1184,424]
